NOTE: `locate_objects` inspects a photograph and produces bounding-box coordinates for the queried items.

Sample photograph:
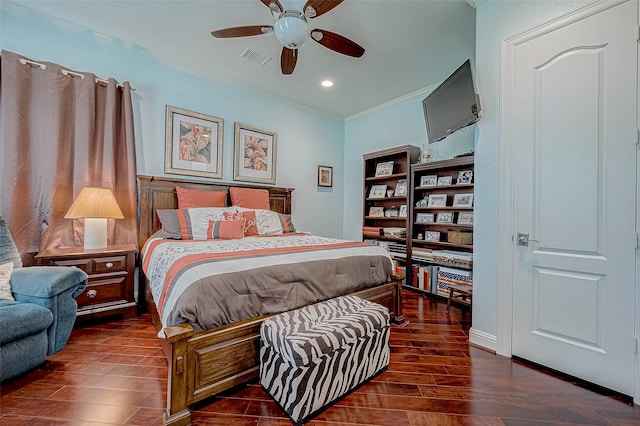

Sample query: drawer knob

[105,262,113,269]
[87,289,98,299]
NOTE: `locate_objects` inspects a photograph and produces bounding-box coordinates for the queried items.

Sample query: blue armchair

[0,217,88,382]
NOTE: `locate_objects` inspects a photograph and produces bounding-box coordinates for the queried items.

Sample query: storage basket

[447,229,473,245]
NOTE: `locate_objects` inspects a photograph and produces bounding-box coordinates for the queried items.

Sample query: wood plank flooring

[1,290,639,425]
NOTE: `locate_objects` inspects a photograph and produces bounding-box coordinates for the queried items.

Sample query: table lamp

[64,187,124,250]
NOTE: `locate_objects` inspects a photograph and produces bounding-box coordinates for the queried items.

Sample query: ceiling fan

[211,0,365,75]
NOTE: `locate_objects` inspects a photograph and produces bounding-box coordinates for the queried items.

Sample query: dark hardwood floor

[1,290,639,425]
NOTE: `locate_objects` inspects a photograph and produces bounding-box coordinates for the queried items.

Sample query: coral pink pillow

[207,219,245,240]
[224,210,259,236]
[229,187,270,210]
[176,186,226,209]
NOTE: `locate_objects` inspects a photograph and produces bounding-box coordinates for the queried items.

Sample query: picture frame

[437,175,453,186]
[425,231,441,242]
[436,212,454,223]
[369,206,384,217]
[394,179,407,197]
[457,212,474,225]
[416,213,434,223]
[399,205,407,218]
[164,105,224,179]
[233,122,277,184]
[427,194,447,207]
[369,184,388,199]
[453,193,474,207]
[375,161,394,177]
[457,170,473,184]
[317,165,333,187]
[420,175,437,187]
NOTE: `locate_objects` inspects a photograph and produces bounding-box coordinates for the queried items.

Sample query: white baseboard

[469,327,498,353]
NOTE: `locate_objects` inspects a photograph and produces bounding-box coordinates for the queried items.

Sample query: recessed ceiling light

[321,80,334,87]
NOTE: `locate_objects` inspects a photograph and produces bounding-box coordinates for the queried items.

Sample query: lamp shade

[64,187,124,219]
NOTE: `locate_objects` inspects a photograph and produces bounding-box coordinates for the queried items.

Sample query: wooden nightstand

[36,244,138,321]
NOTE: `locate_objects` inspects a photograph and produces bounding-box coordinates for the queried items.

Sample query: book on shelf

[362,226,382,237]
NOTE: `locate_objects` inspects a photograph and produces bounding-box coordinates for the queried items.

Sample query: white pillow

[0,262,14,301]
[237,208,297,236]
[177,207,238,240]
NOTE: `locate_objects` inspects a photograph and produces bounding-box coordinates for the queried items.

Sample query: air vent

[240,48,272,67]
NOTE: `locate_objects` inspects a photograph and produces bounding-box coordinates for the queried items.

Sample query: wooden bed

[137,175,403,426]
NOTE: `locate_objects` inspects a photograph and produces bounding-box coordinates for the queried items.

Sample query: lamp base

[83,218,108,250]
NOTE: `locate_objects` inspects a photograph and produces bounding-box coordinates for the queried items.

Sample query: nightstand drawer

[94,255,126,273]
[77,276,127,306]
[50,258,91,273]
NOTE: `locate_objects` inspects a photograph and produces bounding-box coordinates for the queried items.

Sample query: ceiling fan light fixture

[274,11,308,49]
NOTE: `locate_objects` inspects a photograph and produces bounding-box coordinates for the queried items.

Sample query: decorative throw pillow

[0,262,14,301]
[177,207,238,240]
[156,210,182,239]
[229,187,271,210]
[207,219,245,240]
[223,210,259,236]
[176,186,227,209]
[238,208,297,235]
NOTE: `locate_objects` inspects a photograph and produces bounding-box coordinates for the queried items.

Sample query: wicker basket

[447,229,473,245]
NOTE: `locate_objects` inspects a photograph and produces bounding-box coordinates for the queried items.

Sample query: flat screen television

[422,59,480,144]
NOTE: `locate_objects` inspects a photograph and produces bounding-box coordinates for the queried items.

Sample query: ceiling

[6,0,477,118]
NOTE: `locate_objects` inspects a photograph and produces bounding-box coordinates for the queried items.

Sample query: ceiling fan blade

[260,0,283,14]
[281,48,298,75]
[303,0,343,18]
[310,29,364,58]
[211,25,273,38]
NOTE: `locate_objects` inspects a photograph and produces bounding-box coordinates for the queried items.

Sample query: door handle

[517,232,539,246]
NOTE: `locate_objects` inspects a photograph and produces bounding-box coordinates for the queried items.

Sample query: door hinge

[637,129,640,146]
[634,337,638,355]
[636,232,640,249]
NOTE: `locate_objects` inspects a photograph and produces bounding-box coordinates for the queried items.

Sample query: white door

[511,0,637,395]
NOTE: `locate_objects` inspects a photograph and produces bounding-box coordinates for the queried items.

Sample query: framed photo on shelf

[394,179,407,196]
[457,170,473,184]
[453,193,474,207]
[375,161,394,177]
[427,194,447,207]
[420,175,437,187]
[437,175,453,186]
[436,212,454,223]
[399,205,407,218]
[369,206,384,217]
[317,165,333,187]
[457,212,474,224]
[369,184,387,199]
[416,213,434,223]
[424,231,441,242]
[164,105,224,179]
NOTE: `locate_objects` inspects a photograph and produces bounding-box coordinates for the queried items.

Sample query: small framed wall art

[416,213,434,223]
[427,194,447,207]
[318,165,333,187]
[233,122,277,184]
[399,205,408,218]
[164,105,224,179]
[437,175,453,186]
[424,231,441,242]
[436,212,454,223]
[369,206,384,217]
[394,179,407,196]
[420,175,437,187]
[457,212,474,224]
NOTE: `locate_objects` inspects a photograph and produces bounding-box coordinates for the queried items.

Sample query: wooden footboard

[147,278,403,426]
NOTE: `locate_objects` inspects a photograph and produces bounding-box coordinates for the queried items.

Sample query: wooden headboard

[138,175,294,248]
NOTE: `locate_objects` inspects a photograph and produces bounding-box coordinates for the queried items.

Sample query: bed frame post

[163,325,194,426]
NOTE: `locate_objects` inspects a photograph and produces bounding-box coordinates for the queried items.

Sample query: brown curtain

[0,50,138,265]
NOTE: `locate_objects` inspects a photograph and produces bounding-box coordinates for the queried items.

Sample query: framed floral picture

[233,122,277,184]
[164,105,223,179]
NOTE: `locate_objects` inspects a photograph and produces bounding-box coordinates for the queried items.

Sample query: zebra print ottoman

[260,295,390,425]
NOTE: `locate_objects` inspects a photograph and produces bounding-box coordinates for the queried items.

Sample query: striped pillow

[177,207,237,240]
[207,219,245,240]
